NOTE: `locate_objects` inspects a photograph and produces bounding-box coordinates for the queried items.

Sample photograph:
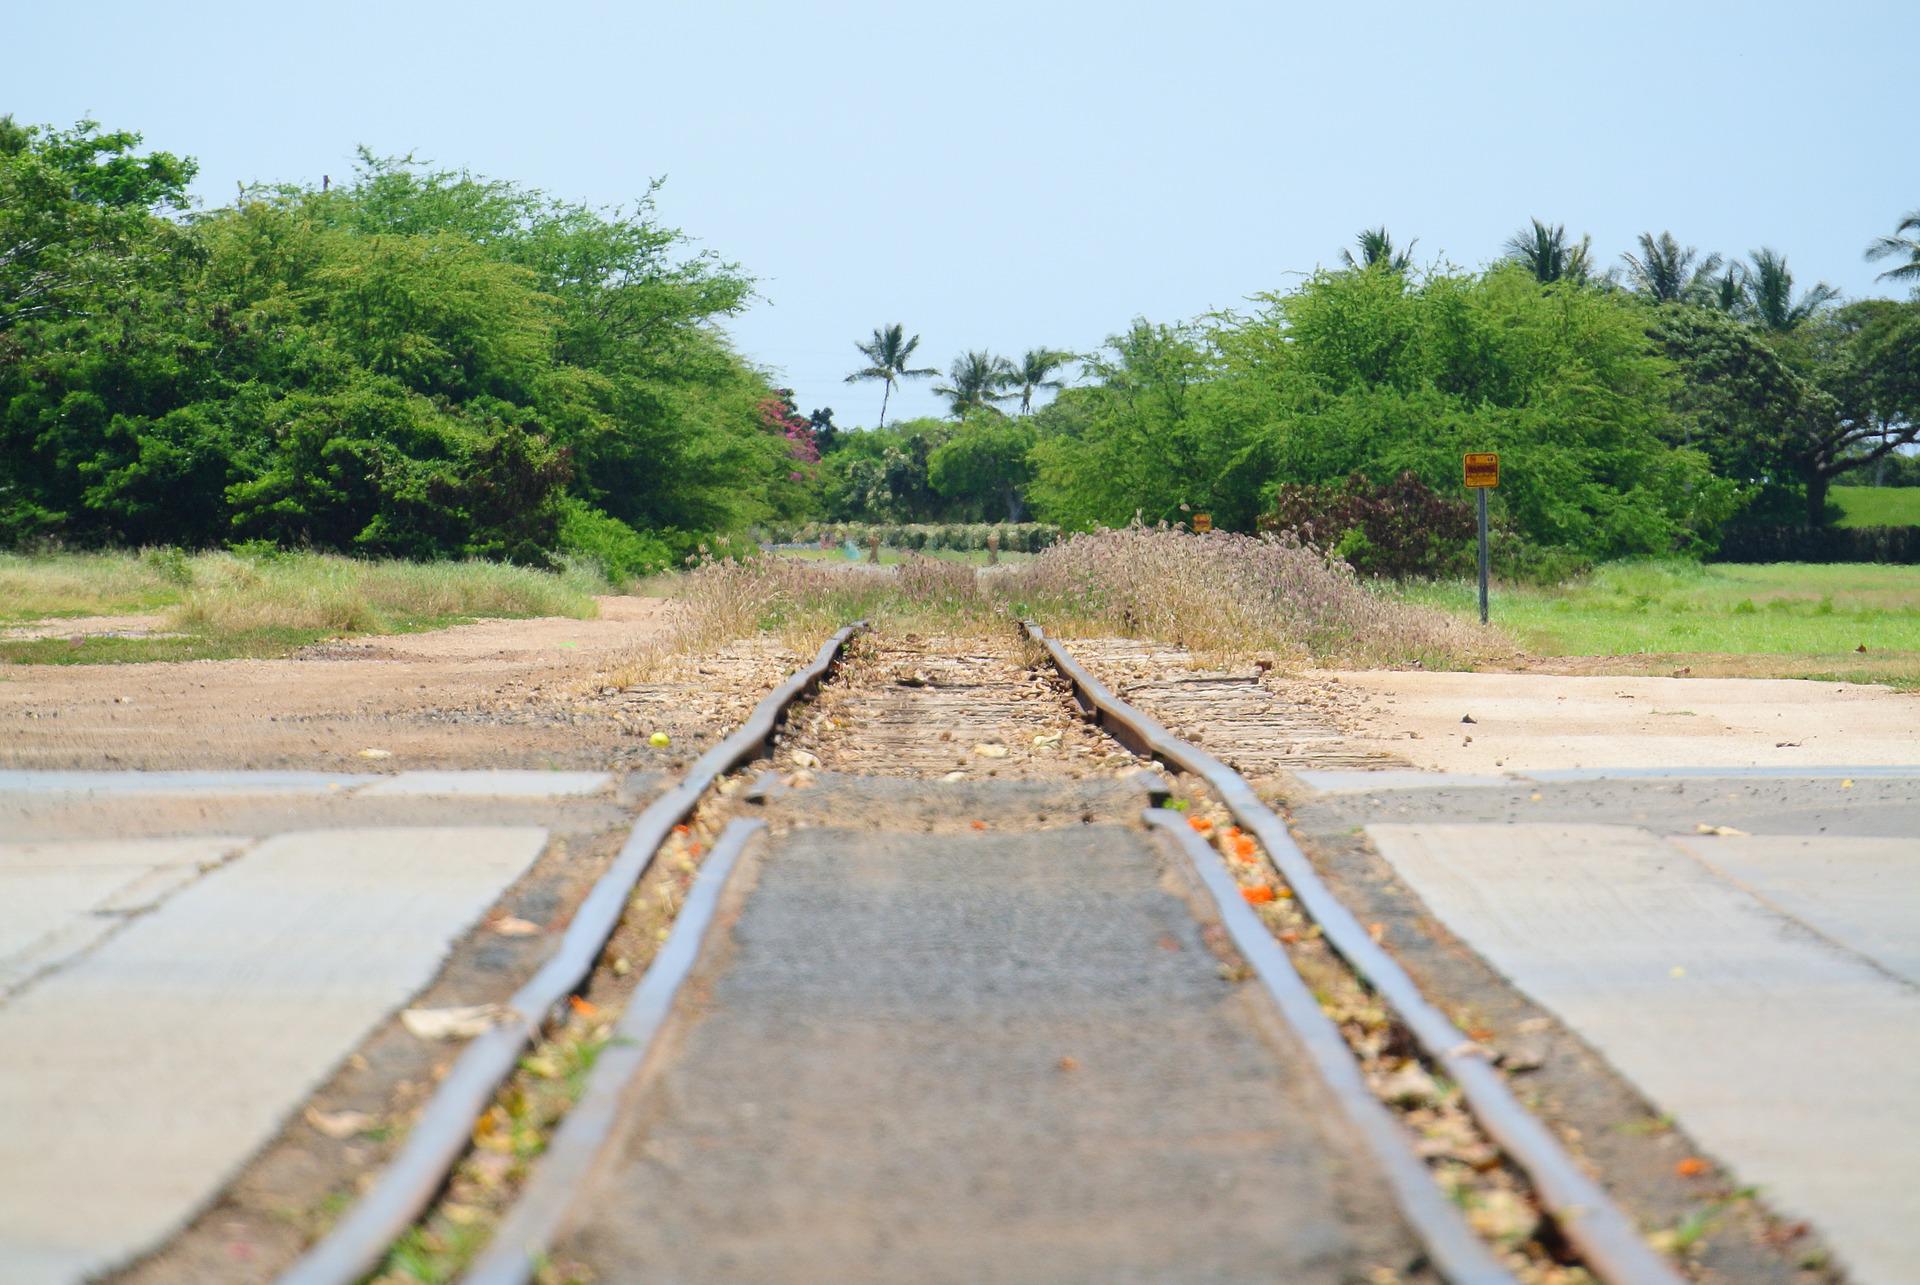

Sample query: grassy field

[0,551,599,664]
[1409,560,1920,686]
[1832,486,1920,529]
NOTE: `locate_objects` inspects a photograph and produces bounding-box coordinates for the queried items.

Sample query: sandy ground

[1310,669,1920,771]
[0,597,691,770]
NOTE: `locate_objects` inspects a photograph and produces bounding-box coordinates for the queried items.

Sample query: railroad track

[282,623,1679,1285]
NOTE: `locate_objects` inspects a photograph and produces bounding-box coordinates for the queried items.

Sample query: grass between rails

[0,550,600,664]
[617,527,1494,684]
[1831,486,1920,529]
[1405,560,1920,687]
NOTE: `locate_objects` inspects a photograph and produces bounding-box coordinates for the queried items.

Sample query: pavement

[0,769,632,1285]
[1293,764,1920,1285]
[552,783,1430,1283]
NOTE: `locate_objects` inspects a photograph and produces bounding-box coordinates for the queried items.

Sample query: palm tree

[844,324,938,428]
[1502,218,1598,285]
[1339,227,1416,272]
[1745,248,1839,332]
[1705,263,1749,315]
[1621,232,1724,303]
[1006,348,1074,415]
[932,351,1013,417]
[1865,209,1920,285]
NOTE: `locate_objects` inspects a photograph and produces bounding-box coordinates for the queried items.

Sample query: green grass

[0,550,601,664]
[1831,486,1920,529]
[1406,560,1920,686]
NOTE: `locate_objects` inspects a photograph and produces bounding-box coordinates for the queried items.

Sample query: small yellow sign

[1463,453,1500,489]
[1191,513,1213,533]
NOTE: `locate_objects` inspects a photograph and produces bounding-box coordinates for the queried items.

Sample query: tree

[1006,348,1073,414]
[929,415,1037,520]
[1339,227,1416,273]
[933,350,1013,417]
[1782,300,1920,520]
[0,117,195,333]
[1865,209,1920,287]
[843,323,936,428]
[1621,232,1723,303]
[1502,219,1599,285]
[1745,248,1838,332]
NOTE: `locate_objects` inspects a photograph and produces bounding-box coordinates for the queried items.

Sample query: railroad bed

[287,628,1677,1285]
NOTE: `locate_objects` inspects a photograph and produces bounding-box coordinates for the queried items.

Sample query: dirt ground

[1302,669,1920,772]
[0,597,773,772]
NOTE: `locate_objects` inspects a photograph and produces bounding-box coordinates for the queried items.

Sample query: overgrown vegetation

[0,549,595,662]
[638,527,1488,670]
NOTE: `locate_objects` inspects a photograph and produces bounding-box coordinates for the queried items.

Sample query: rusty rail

[1026,621,1682,1285]
[280,624,866,1285]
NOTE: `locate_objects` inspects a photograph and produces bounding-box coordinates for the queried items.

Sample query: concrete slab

[0,838,245,997]
[1291,769,1515,794]
[1668,834,1920,986]
[1529,765,1920,783]
[0,770,362,796]
[358,769,611,799]
[0,825,548,1285]
[1367,821,1920,1285]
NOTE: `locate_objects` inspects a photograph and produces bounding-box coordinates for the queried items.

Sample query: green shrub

[555,502,674,584]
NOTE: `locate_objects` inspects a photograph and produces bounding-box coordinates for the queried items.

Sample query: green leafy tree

[1745,248,1839,332]
[1865,209,1920,287]
[1339,227,1416,272]
[1621,232,1723,303]
[1502,218,1600,285]
[933,350,1014,417]
[929,416,1037,520]
[844,323,937,428]
[0,116,195,333]
[1006,348,1073,414]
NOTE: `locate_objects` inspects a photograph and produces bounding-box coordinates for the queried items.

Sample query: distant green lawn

[1407,560,1920,687]
[1831,486,1920,529]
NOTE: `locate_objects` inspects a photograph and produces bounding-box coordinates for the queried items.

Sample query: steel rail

[1025,622,1682,1285]
[463,816,765,1285]
[1144,809,1511,1284]
[281,624,866,1285]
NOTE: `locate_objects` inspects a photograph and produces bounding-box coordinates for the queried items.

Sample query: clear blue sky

[14,0,1917,425]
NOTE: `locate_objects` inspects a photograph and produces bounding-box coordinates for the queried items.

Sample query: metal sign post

[1463,454,1499,624]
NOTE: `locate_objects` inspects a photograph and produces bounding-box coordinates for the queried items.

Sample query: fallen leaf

[305,1106,376,1139]
[401,1004,506,1040]
[1057,1056,1079,1072]
[1241,885,1275,905]
[969,819,988,831]
[568,995,599,1018]
[1675,1156,1710,1178]
[1461,714,1477,724]
[1694,823,1748,837]
[356,748,392,760]
[972,742,1009,758]
[1841,778,1854,790]
[490,916,541,937]
[1031,731,1063,748]
[1188,816,1213,834]
[1367,921,1387,943]
[789,750,820,769]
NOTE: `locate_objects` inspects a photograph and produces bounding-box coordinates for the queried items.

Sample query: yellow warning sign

[1463,453,1500,489]
[1191,513,1213,533]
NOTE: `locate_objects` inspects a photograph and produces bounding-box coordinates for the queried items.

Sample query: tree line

[4,111,1915,572]
[818,214,1920,560]
[0,116,815,576]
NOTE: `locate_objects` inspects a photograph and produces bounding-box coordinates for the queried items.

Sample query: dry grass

[618,526,1493,676]
[1006,526,1493,667]
[173,554,596,635]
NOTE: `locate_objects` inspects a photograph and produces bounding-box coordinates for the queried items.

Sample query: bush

[1260,472,1475,579]
[1711,525,1920,564]
[555,501,674,584]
